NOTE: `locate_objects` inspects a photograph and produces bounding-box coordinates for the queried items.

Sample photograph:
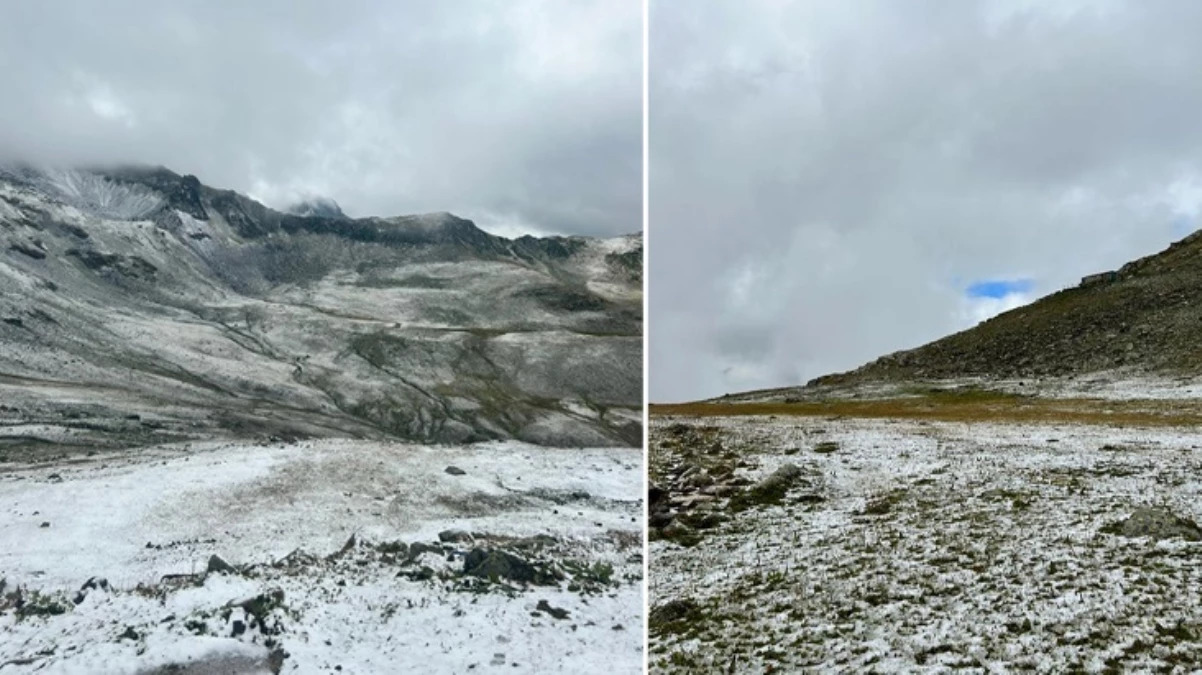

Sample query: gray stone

[438,529,473,544]
[206,554,235,574]
[463,548,562,585]
[1103,507,1202,541]
[535,599,570,620]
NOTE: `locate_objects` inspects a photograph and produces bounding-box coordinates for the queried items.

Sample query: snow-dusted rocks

[649,414,1202,672]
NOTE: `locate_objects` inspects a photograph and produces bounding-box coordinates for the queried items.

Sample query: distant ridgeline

[1079,270,1118,288]
[0,165,643,451]
[801,225,1202,386]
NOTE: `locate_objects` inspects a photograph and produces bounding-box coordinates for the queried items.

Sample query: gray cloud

[0,0,640,237]
[651,0,1202,401]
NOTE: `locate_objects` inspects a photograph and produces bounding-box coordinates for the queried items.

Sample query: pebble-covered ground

[649,415,1202,673]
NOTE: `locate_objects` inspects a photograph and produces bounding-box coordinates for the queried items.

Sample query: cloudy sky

[650,0,1202,402]
[0,0,640,238]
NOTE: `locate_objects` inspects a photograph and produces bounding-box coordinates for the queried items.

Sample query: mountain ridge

[0,164,642,459]
[703,227,1202,403]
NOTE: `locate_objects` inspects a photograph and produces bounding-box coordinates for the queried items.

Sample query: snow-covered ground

[0,440,643,673]
[733,372,1202,404]
[649,415,1202,673]
[1008,373,1202,401]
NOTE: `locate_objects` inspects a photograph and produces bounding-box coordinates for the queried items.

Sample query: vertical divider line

[641,0,651,671]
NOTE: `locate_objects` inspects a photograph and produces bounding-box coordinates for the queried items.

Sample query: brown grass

[650,395,1202,428]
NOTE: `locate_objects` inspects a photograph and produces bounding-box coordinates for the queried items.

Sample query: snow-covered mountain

[0,165,643,455]
[285,196,347,219]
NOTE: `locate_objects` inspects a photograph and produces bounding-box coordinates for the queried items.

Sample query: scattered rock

[375,541,409,558]
[664,423,692,437]
[649,511,675,529]
[439,529,473,544]
[79,571,108,588]
[680,512,728,530]
[669,494,716,509]
[659,521,701,547]
[230,589,285,635]
[406,542,443,562]
[267,647,289,674]
[509,534,558,551]
[648,483,666,508]
[1102,507,1202,541]
[274,549,320,568]
[206,554,236,575]
[700,484,740,498]
[326,534,357,561]
[445,466,467,476]
[535,599,570,620]
[463,548,562,585]
[398,566,435,582]
[74,577,109,605]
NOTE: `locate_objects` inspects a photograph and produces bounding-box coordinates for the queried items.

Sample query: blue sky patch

[966,278,1034,299]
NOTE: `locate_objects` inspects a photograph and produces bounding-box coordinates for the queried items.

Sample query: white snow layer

[0,440,643,673]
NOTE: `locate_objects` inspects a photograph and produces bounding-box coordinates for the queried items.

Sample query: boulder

[206,554,236,574]
[463,548,562,585]
[1103,507,1202,541]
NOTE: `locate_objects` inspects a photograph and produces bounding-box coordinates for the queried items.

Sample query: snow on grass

[732,373,1202,405]
[1027,372,1202,401]
[0,440,643,673]
[649,414,1202,673]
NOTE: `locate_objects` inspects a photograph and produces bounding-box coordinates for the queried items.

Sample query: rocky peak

[286,197,347,220]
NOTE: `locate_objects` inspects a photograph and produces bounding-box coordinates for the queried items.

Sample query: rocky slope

[805,229,1202,389]
[0,165,642,457]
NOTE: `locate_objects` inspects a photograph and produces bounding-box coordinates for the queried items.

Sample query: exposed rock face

[0,165,642,455]
[807,228,1202,386]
